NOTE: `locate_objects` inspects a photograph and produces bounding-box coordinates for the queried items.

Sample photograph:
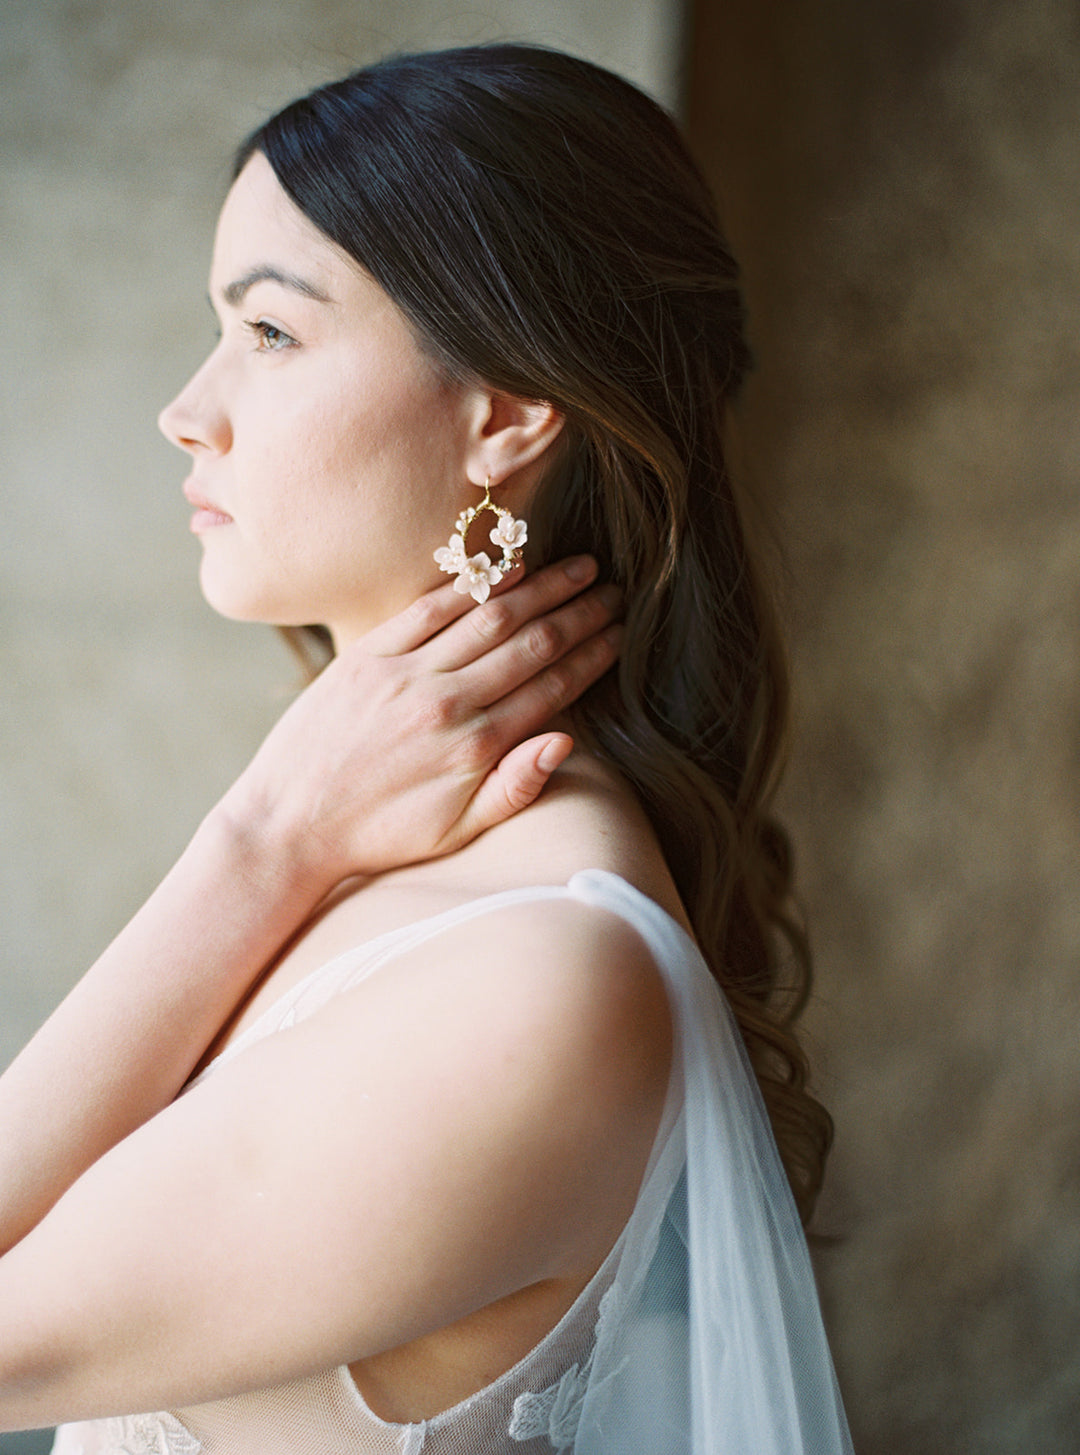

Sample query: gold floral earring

[434,475,528,604]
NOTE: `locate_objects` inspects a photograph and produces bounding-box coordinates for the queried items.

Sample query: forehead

[210,152,348,296]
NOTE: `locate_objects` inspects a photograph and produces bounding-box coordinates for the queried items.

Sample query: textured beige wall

[689,0,1080,1450]
[0,0,681,1080]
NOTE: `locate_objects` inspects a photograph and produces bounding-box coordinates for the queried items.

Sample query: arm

[0,900,671,1431]
[0,558,621,1255]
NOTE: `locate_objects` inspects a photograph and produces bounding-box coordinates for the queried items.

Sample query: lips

[183,479,233,531]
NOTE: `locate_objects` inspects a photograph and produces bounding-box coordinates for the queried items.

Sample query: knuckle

[523,619,562,663]
[541,662,574,707]
[472,597,514,643]
[580,636,617,685]
[413,687,461,733]
[568,593,615,640]
[587,628,617,662]
[504,775,535,813]
[457,715,500,769]
[404,594,442,640]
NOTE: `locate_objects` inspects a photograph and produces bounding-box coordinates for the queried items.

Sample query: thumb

[455,733,573,843]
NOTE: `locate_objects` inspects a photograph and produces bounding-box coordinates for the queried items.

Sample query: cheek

[241,421,403,584]
[238,341,468,565]
[320,370,467,528]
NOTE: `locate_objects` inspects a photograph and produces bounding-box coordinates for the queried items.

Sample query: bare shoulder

[369,890,673,1146]
[408,890,671,1067]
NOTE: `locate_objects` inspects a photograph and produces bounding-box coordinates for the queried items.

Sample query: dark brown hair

[238,43,832,1222]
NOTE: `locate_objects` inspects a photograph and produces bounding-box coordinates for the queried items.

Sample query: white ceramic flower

[490,513,528,553]
[434,533,468,574]
[454,552,503,604]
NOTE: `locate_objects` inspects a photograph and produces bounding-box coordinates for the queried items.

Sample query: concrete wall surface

[688,1,1079,1450]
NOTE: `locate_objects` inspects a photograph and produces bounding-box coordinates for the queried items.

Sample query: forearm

[0,805,327,1254]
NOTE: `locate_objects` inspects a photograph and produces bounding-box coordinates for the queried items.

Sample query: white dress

[51,870,853,1454]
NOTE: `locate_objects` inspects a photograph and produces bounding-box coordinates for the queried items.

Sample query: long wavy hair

[237,44,832,1224]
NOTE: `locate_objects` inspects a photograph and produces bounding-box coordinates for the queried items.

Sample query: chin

[196,556,413,640]
[197,563,301,627]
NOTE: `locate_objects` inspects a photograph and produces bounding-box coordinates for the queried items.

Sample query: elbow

[0,1355,71,1436]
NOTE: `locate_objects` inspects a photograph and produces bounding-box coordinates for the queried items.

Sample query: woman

[0,44,852,1454]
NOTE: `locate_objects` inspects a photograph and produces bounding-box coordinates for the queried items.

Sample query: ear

[464,392,565,493]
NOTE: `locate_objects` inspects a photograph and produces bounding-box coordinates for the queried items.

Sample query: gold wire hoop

[433,476,529,603]
[452,477,526,575]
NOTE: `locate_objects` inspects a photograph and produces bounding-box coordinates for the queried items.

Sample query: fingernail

[538,737,572,772]
[564,555,597,582]
[598,583,623,610]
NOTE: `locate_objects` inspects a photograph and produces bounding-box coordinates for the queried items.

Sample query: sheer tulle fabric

[51,871,852,1454]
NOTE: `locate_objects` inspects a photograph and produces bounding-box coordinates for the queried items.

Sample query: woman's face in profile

[158,152,478,646]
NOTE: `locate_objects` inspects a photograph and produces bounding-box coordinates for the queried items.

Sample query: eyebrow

[218,266,333,307]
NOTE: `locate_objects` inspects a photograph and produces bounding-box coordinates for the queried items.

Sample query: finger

[456,582,622,706]
[427,555,601,672]
[482,623,622,741]
[360,555,597,661]
[451,733,574,844]
[359,578,483,658]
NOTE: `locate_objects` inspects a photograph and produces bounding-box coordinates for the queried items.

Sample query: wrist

[199,787,332,911]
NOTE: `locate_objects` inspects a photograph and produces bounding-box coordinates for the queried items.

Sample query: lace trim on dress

[100,1413,202,1455]
[507,1364,586,1450]
[507,1284,620,1449]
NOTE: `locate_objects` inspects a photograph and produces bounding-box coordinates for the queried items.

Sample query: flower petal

[434,534,468,572]
[491,515,528,552]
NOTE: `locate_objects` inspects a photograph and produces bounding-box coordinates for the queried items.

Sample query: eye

[243,318,297,352]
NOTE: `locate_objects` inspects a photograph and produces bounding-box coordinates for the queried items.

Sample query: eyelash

[242,318,297,352]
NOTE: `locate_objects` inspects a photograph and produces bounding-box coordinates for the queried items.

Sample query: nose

[158,357,231,456]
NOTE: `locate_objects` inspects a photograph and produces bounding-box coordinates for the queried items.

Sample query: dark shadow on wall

[685,1,1080,1452]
